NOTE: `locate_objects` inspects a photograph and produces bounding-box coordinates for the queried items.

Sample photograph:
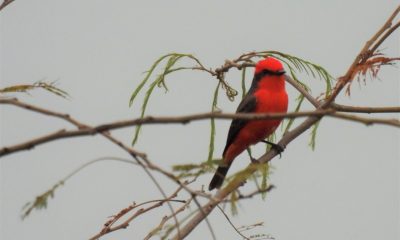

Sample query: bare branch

[332,113,400,127]
[370,20,400,54]
[0,107,333,158]
[284,75,320,108]
[2,98,399,158]
[0,0,15,11]
[216,205,250,240]
[89,186,186,240]
[144,196,193,240]
[0,97,85,127]
[332,103,400,113]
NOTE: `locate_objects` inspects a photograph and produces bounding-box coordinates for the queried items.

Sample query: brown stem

[332,103,400,113]
[0,0,15,11]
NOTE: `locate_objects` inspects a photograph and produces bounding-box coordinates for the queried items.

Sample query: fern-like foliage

[21,181,63,219]
[0,81,69,98]
[260,51,334,97]
[21,157,136,219]
[128,53,211,145]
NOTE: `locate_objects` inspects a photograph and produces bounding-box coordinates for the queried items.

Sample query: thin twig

[370,20,400,54]
[216,205,250,240]
[89,186,186,240]
[22,156,139,218]
[223,185,275,202]
[332,112,400,127]
[144,196,193,240]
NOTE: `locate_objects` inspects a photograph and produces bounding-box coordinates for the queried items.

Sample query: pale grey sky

[1,1,399,240]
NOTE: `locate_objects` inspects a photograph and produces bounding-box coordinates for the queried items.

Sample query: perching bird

[209,57,288,190]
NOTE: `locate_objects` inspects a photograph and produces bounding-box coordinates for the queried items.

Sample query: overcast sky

[1,1,399,240]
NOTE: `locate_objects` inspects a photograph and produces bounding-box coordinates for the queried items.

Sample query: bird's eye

[262,69,285,76]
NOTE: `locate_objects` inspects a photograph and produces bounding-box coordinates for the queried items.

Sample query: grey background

[1,1,399,239]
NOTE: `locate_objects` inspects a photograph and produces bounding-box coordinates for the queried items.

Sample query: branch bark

[2,98,399,158]
[0,0,14,11]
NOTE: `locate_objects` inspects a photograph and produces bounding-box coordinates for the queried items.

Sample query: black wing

[222,94,257,156]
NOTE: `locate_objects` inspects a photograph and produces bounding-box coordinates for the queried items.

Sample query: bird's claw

[250,157,258,163]
[262,140,285,158]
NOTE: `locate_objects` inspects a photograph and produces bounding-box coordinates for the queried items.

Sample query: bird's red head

[255,57,285,75]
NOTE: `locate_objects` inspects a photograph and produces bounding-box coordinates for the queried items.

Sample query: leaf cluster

[0,81,69,98]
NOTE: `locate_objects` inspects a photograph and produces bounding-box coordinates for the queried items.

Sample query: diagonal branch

[171,6,400,239]
[89,185,186,240]
[172,116,322,239]
[216,205,250,240]
[325,5,400,105]
[285,75,320,108]
[0,0,14,11]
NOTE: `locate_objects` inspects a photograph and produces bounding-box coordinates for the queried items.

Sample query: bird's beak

[277,69,286,75]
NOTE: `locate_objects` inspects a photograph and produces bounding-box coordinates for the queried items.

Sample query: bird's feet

[247,148,258,163]
[261,140,285,158]
[250,156,258,163]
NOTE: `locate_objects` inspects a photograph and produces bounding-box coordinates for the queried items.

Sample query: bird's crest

[255,57,284,73]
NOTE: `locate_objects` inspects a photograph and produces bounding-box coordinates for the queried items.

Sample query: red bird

[209,57,288,190]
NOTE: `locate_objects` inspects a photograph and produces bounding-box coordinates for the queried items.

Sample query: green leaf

[309,120,321,150]
[129,53,209,145]
[207,82,221,163]
[261,51,334,97]
[21,181,62,219]
[241,67,247,99]
[230,190,239,216]
[260,163,270,200]
[129,53,179,106]
[283,94,305,133]
[0,81,69,98]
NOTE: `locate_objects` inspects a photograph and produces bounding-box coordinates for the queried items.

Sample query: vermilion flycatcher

[209,57,288,190]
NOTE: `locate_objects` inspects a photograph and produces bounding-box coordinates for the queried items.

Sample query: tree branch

[285,75,320,108]
[332,103,400,113]
[144,196,194,240]
[216,205,250,240]
[0,0,14,11]
[325,5,400,105]
[332,112,400,127]
[0,108,333,158]
[89,185,186,240]
[2,98,399,158]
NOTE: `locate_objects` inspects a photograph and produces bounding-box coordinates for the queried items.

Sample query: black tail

[208,165,231,191]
